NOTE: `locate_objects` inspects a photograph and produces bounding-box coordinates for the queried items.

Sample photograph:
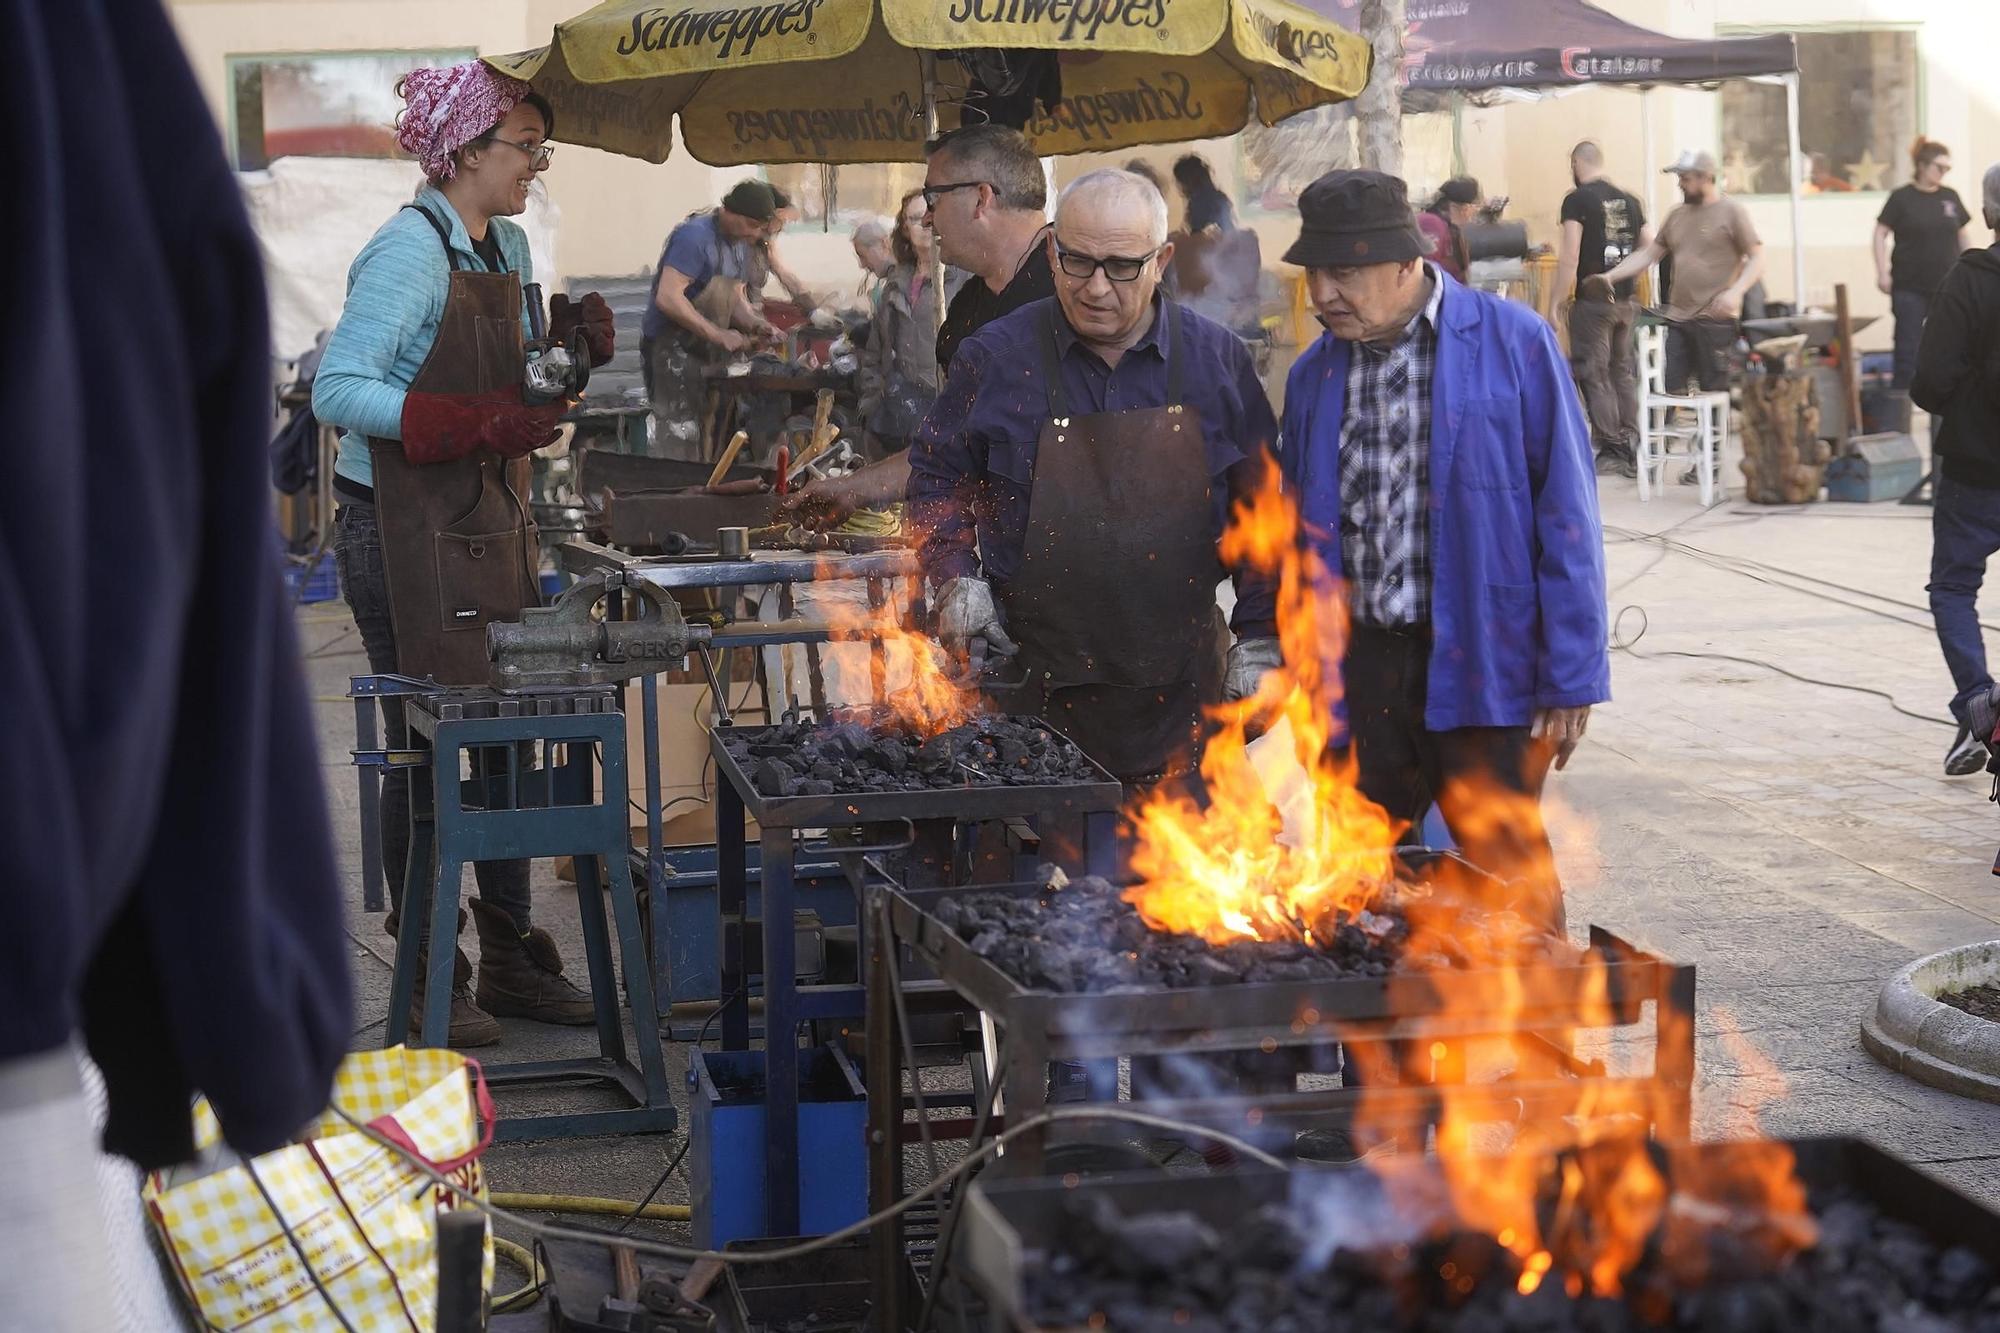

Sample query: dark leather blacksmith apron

[369,205,540,685]
[994,302,1229,784]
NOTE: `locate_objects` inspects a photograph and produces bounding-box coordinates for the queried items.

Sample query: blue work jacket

[1280,272,1610,731]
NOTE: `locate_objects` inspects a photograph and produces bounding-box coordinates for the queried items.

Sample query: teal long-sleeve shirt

[312,185,534,491]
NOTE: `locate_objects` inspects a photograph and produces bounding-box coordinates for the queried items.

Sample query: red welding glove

[399,387,569,465]
[549,291,616,367]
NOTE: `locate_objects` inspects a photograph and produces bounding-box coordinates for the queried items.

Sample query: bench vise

[488,571,713,690]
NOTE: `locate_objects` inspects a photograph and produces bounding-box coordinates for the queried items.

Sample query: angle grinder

[521,282,590,405]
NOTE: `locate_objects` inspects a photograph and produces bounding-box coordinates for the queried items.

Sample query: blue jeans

[1892,287,1930,391]
[1928,474,2000,723]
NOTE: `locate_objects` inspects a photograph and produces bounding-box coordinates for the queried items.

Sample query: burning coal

[1103,461,1812,1307]
[725,712,1101,798]
[1027,1152,1987,1332]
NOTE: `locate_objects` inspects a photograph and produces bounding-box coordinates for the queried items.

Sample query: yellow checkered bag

[143,1046,496,1331]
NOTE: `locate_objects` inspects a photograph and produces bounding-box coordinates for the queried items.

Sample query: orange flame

[1123,460,1402,943]
[811,568,985,737]
[1121,461,1816,1301]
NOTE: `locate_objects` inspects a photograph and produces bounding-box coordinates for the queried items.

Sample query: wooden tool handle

[706,429,750,488]
[811,388,835,445]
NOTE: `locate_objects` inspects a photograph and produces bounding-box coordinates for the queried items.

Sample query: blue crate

[688,1045,867,1248]
[283,558,340,604]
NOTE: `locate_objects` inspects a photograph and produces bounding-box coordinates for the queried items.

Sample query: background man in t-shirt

[1555,141,1650,477]
[1594,149,1764,399]
[640,180,777,456]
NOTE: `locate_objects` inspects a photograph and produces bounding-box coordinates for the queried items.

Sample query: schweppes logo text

[1251,14,1348,68]
[616,0,825,61]
[945,0,1169,42]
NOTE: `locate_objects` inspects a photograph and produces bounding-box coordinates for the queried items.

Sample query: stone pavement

[1566,477,2000,1203]
[293,471,2000,1271]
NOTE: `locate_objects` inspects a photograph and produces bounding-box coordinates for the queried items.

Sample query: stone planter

[1861,941,2000,1103]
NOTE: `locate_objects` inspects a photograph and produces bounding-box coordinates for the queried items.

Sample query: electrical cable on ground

[490,1236,544,1315]
[328,1100,1286,1269]
[1610,604,1954,728]
[490,1192,690,1223]
[613,1137,693,1236]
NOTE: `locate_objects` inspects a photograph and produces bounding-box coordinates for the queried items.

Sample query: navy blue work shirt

[907,294,1278,638]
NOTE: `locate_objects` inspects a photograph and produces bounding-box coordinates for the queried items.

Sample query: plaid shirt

[1339,271,1444,627]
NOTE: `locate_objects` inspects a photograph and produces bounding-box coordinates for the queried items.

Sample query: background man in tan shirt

[1593,148,1765,395]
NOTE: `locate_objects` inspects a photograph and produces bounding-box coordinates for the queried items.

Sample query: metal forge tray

[957,1138,2000,1332]
[880,879,1697,1168]
[709,719,1126,831]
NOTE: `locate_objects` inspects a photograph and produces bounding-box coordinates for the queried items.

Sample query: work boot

[468,897,596,1026]
[1946,723,1990,777]
[385,909,501,1048]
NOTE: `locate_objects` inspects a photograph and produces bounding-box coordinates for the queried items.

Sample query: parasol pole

[1784,71,1806,311]
[921,50,946,339]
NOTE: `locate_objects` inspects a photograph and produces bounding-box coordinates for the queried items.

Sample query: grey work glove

[934,576,1018,664]
[1222,636,1284,702]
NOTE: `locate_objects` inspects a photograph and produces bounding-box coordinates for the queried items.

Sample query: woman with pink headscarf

[314,60,613,1048]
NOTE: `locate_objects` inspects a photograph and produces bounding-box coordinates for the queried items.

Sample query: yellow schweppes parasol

[486,0,1370,165]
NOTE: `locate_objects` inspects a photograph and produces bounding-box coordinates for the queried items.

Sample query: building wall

[167,0,733,295]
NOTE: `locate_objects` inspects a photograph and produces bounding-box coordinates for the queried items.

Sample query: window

[1719,28,1919,196]
[229,50,474,172]
[763,164,930,231]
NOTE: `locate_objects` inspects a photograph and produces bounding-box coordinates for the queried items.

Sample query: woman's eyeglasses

[486,138,555,170]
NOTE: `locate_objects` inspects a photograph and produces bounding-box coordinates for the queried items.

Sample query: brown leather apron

[993,302,1229,783]
[368,205,540,686]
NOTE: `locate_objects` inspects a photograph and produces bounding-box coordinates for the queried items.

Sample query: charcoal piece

[751,757,795,794]
[1933,1247,1991,1307]
[794,778,837,796]
[1181,953,1241,987]
[865,740,909,774]
[915,734,956,771]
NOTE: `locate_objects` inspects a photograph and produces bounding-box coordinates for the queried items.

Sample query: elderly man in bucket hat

[1230,169,1608,935]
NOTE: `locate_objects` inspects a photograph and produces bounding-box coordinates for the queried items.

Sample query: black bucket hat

[1282,169,1425,268]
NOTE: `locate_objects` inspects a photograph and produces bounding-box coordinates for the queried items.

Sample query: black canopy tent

[1310,0,1805,301]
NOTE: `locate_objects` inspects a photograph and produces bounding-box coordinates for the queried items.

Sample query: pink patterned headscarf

[395,61,533,182]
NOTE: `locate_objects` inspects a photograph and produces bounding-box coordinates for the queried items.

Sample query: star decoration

[1845,150,1888,191]
[1722,148,1766,194]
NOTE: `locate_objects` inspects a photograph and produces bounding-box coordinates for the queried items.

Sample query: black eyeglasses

[921,181,988,211]
[485,138,555,170]
[1053,242,1162,283]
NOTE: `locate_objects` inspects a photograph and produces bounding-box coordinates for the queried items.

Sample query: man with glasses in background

[907,168,1279,785]
[779,124,1055,524]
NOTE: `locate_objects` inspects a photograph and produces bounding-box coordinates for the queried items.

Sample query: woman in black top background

[1174,153,1237,234]
[1876,137,1974,389]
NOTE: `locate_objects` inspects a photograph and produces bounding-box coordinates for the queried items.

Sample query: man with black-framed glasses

[777,123,1055,527]
[907,168,1279,785]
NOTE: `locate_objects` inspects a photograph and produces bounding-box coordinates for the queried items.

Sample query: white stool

[1636,323,1728,506]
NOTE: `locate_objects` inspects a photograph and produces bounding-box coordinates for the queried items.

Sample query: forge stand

[707,726,1124,1239]
[864,875,1698,1331]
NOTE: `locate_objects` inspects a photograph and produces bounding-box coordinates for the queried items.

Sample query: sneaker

[1679,466,1701,486]
[1946,723,1989,777]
